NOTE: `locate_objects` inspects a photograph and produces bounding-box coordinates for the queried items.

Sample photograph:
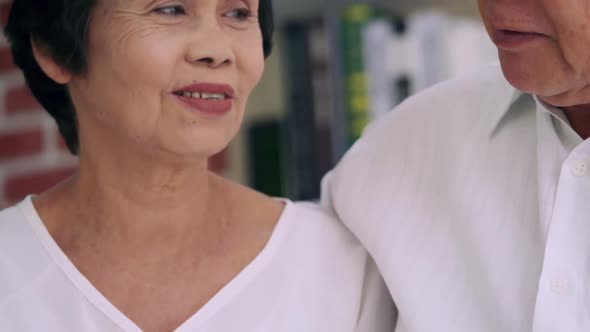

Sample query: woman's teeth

[180,91,226,100]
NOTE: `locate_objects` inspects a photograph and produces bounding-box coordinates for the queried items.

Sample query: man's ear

[30,38,72,84]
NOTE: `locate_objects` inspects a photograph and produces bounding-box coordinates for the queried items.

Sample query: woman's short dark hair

[4,0,274,155]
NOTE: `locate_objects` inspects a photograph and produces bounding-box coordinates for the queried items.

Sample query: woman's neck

[39,147,230,252]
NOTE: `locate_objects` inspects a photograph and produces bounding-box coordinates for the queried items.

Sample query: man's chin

[507,77,590,109]
[500,61,537,92]
[500,62,559,99]
[536,91,590,109]
[498,51,579,105]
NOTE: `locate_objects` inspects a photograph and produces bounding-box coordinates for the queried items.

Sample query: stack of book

[255,5,496,200]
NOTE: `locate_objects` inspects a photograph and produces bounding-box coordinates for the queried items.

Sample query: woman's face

[68,0,264,159]
[478,0,590,107]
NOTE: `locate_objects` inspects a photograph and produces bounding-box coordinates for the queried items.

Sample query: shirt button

[571,160,588,177]
[550,278,569,295]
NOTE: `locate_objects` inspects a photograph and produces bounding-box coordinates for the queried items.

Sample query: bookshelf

[272,0,480,21]
[226,0,489,200]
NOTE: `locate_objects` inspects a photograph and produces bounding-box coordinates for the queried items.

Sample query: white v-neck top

[0,196,395,332]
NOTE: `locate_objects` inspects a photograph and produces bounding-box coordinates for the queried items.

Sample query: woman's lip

[492,29,548,50]
[174,94,233,116]
[175,82,235,98]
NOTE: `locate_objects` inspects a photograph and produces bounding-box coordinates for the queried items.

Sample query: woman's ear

[30,38,72,84]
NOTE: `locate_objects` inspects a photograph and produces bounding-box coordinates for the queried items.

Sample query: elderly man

[322,0,590,331]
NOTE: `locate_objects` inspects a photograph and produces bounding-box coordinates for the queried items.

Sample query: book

[340,4,403,145]
[281,20,321,200]
[340,4,375,146]
[247,119,284,197]
[308,18,335,183]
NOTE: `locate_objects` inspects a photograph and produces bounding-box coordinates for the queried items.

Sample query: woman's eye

[154,5,186,15]
[225,8,253,21]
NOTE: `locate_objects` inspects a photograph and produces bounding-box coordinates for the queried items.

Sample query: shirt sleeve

[319,170,337,215]
[320,140,398,331]
[319,136,372,222]
[355,256,398,331]
[319,132,381,246]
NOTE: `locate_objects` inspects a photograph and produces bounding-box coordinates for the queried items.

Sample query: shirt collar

[488,86,525,136]
[535,96,583,152]
[488,88,585,149]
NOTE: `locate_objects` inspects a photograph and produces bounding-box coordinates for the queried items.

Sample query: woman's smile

[172,82,236,115]
[62,0,265,158]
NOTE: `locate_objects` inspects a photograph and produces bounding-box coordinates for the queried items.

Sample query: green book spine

[341,4,375,146]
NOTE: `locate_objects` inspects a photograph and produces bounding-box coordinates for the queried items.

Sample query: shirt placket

[532,144,590,332]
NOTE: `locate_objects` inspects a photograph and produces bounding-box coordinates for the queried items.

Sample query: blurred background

[0,0,497,205]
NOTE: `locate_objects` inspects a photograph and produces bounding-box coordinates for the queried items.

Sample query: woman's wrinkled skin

[75,0,264,159]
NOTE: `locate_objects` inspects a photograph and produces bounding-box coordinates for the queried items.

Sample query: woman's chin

[154,130,234,159]
[155,144,228,162]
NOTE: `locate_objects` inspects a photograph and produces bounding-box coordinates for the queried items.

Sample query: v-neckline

[18,195,293,331]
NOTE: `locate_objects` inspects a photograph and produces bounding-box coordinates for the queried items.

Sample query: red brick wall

[0,0,77,205]
[0,0,227,205]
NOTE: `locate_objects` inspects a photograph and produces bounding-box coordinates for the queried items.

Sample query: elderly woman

[0,1,394,331]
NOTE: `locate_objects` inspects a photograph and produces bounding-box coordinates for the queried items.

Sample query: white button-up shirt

[321,64,590,331]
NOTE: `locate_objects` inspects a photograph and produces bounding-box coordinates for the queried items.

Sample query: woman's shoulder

[0,198,60,308]
[0,201,11,211]
[0,201,24,226]
[0,198,43,266]
[283,200,338,223]
[281,200,362,249]
[0,200,19,223]
[0,199,36,248]
[219,177,284,228]
[216,175,360,249]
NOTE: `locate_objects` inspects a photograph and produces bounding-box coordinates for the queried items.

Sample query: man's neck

[561,104,590,140]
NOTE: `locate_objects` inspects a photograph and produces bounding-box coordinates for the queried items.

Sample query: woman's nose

[185,21,235,68]
[196,56,230,67]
